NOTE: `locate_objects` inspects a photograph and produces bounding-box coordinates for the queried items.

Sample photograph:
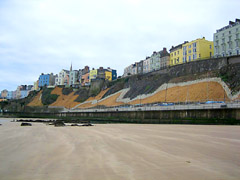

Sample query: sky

[0,0,240,91]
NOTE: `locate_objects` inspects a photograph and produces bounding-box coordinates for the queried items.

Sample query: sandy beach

[0,118,240,180]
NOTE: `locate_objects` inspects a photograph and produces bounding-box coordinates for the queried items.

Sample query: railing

[64,100,240,113]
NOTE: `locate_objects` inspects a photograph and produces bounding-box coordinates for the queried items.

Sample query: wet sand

[0,118,240,180]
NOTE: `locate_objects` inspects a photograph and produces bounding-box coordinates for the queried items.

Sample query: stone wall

[3,108,240,124]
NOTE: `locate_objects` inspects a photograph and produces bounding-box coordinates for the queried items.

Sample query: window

[174,52,176,56]
[178,51,179,55]
[189,45,191,48]
[216,35,218,39]
[229,31,231,34]
[210,45,212,49]
[188,50,191,53]
[199,54,201,58]
[189,56,191,61]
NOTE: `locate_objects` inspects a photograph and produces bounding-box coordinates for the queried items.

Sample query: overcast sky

[0,0,240,91]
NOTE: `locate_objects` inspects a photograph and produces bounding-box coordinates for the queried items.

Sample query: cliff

[2,56,240,112]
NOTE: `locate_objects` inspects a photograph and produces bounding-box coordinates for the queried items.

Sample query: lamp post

[164,83,168,102]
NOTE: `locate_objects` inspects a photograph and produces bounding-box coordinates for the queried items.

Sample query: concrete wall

[4,108,240,124]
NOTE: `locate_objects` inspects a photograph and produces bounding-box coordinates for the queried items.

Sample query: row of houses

[34,65,117,90]
[0,85,33,100]
[123,48,170,76]
[123,18,240,77]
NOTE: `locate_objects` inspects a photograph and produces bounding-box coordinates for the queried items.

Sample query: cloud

[0,0,240,91]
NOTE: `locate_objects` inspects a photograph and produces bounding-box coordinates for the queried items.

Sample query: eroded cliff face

[24,57,240,110]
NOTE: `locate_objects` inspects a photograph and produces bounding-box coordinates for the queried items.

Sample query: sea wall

[3,108,240,124]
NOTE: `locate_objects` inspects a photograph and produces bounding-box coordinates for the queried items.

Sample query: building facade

[55,69,69,86]
[38,73,56,87]
[214,19,240,57]
[69,70,79,86]
[150,51,161,71]
[170,42,188,66]
[136,61,143,74]
[33,80,39,91]
[1,89,8,99]
[123,64,133,77]
[78,66,90,85]
[143,57,151,74]
[159,48,170,69]
[105,71,112,81]
[182,37,213,63]
[6,91,14,99]
[90,69,98,82]
[105,68,117,81]
[81,73,90,86]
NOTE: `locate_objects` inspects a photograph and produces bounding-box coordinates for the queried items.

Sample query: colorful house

[55,69,69,86]
[170,42,188,66]
[38,73,56,87]
[81,73,90,86]
[182,37,213,62]
[90,69,98,81]
[105,71,112,81]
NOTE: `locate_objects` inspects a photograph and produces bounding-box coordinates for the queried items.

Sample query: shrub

[41,88,59,105]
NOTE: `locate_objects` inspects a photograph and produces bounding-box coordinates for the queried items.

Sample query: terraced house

[170,37,213,66]
[38,73,56,87]
[90,67,117,82]
[214,19,240,57]
[182,37,213,63]
[170,42,188,66]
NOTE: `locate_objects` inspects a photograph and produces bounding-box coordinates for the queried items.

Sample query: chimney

[229,21,235,25]
[163,47,167,52]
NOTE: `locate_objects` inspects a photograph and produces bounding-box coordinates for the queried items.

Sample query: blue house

[39,74,50,87]
[38,73,56,87]
[111,69,117,80]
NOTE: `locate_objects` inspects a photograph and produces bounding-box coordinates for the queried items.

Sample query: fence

[66,100,240,113]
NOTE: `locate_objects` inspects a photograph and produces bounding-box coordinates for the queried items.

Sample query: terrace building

[182,37,213,63]
[159,48,170,69]
[170,42,188,66]
[38,73,56,87]
[143,57,151,74]
[214,18,240,57]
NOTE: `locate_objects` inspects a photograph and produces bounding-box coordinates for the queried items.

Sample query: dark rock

[71,124,80,126]
[21,123,32,126]
[54,120,65,127]
[82,123,93,126]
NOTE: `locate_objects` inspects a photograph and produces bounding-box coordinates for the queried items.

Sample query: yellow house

[89,69,98,81]
[105,71,112,81]
[169,42,188,66]
[182,37,213,63]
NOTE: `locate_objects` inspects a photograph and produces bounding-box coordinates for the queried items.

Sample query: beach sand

[0,118,240,180]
